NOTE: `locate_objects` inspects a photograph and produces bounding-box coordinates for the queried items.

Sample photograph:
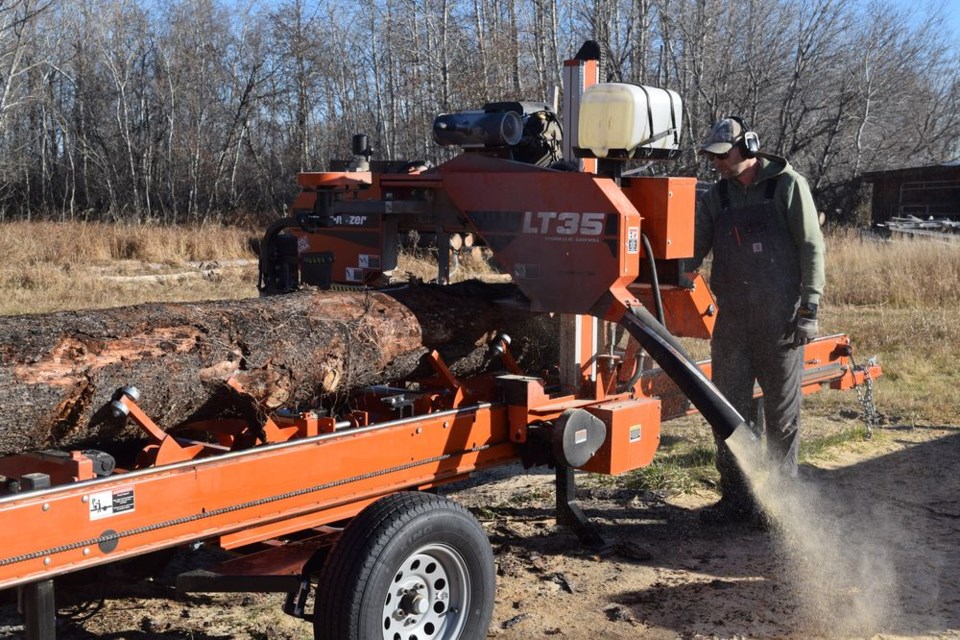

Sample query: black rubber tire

[313,491,495,640]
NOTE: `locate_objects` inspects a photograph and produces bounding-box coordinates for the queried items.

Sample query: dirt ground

[2,415,958,640]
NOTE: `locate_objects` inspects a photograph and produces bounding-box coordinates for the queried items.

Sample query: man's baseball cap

[699,118,744,155]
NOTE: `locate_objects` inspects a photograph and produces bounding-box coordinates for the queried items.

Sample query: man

[690,117,825,525]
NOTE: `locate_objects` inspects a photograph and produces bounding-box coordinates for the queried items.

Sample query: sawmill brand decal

[521,211,606,240]
[88,486,135,521]
[329,214,372,227]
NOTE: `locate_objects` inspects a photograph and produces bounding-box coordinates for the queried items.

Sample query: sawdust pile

[728,430,903,637]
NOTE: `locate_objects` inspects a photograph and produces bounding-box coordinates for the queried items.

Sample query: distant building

[863,159,960,226]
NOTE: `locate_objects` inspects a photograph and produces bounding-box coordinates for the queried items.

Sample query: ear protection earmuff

[728,115,760,158]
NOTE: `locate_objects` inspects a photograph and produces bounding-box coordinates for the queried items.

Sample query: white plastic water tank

[576,83,683,158]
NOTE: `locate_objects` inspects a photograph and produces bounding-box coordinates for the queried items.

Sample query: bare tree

[0,0,955,223]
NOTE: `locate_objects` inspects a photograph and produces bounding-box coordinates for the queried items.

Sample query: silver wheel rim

[380,542,470,640]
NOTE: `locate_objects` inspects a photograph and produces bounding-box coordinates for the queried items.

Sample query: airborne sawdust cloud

[727,429,901,637]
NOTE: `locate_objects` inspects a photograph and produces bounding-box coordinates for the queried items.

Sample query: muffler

[619,305,750,442]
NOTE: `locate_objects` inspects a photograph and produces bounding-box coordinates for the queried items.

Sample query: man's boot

[698,495,756,525]
[698,470,766,527]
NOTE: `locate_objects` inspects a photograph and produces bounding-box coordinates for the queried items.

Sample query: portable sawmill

[0,45,880,640]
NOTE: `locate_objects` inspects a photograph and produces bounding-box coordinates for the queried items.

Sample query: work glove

[792,303,819,348]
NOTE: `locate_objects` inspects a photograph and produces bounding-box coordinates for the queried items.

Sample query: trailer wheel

[313,491,494,640]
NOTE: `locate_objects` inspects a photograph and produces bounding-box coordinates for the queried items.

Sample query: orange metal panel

[440,157,641,315]
[218,497,379,550]
[621,176,697,259]
[628,273,717,339]
[296,172,372,189]
[581,398,662,475]
[0,405,517,589]
[286,174,386,287]
[377,174,443,189]
[288,226,383,285]
[0,451,96,486]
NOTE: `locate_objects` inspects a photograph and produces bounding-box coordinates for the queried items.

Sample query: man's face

[707,145,753,181]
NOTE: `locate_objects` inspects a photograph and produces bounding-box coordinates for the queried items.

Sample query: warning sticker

[88,486,135,521]
[345,267,365,282]
[359,254,381,269]
[627,227,640,254]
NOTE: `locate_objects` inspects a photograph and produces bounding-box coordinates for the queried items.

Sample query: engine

[433,101,563,167]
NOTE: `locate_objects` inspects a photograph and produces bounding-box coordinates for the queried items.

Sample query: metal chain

[851,356,879,438]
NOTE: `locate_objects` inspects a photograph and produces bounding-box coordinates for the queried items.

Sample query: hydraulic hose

[616,232,666,395]
[618,233,667,398]
[257,216,297,292]
[640,232,665,327]
[619,305,746,441]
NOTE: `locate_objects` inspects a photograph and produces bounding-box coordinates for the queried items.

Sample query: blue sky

[885,0,960,47]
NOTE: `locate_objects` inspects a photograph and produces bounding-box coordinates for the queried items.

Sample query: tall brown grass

[811,228,960,426]
[0,221,260,315]
[0,220,256,265]
[824,227,960,308]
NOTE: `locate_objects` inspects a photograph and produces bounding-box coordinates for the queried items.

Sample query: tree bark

[0,281,557,456]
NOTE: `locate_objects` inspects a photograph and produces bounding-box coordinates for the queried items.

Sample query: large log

[0,281,557,456]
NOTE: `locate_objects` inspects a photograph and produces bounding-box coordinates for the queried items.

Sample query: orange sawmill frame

[0,331,878,591]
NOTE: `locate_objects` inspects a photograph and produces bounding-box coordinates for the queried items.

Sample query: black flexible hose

[640,232,665,327]
[617,233,666,394]
[619,305,745,441]
[618,337,645,395]
[257,217,297,292]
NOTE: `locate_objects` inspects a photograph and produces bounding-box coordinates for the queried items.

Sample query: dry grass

[0,221,255,265]
[397,248,502,283]
[0,221,261,315]
[823,227,960,309]
[811,229,960,425]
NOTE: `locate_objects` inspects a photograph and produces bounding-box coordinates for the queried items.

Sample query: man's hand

[792,303,819,347]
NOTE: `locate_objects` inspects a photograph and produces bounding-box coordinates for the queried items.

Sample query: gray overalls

[708,176,803,507]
